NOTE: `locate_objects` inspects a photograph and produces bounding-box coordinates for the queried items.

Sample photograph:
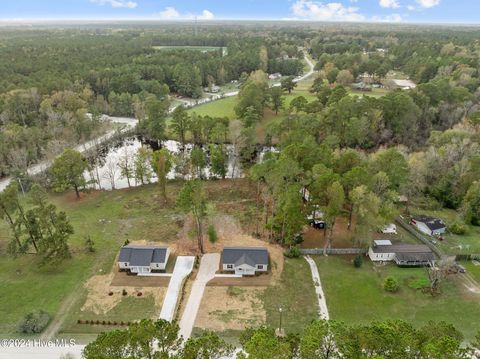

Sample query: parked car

[381,223,397,234]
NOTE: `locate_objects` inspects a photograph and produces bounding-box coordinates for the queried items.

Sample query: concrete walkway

[159,256,195,322]
[304,255,329,320]
[178,253,220,339]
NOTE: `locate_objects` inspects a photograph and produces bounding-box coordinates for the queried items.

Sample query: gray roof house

[411,216,446,236]
[118,245,170,274]
[222,247,269,276]
[368,240,435,267]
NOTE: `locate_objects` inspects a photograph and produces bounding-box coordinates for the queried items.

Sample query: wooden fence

[300,248,367,255]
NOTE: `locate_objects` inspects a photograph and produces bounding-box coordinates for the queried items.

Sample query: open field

[410,208,480,255]
[314,255,480,340]
[0,179,261,337]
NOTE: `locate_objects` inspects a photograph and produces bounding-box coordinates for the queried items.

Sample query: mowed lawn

[314,255,480,340]
[410,207,480,255]
[0,179,258,337]
[261,257,318,334]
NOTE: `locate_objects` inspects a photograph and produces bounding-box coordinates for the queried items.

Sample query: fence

[395,217,444,258]
[300,248,367,255]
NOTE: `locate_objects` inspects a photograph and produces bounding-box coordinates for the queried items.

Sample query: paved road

[304,255,329,320]
[178,253,220,339]
[0,115,137,193]
[159,256,195,322]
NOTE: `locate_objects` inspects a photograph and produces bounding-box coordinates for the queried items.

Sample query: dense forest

[1,23,480,237]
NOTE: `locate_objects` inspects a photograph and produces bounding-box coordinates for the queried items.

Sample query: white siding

[256,264,268,272]
[130,266,151,274]
[368,247,395,262]
[235,264,256,276]
[415,222,433,236]
[118,262,129,269]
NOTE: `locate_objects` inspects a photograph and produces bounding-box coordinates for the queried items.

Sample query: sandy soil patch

[206,215,284,283]
[82,272,167,315]
[194,286,266,331]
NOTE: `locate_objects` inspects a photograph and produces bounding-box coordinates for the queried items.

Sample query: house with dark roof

[221,247,269,276]
[118,245,170,274]
[411,216,446,236]
[368,240,435,267]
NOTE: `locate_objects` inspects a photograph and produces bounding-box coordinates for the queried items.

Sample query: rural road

[159,256,195,322]
[178,253,220,339]
[304,255,330,320]
[0,115,137,193]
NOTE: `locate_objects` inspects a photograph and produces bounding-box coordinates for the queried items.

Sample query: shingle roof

[395,252,435,262]
[413,217,446,231]
[118,245,168,266]
[222,247,268,266]
[372,243,432,254]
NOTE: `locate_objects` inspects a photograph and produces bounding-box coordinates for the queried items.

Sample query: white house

[368,240,396,262]
[222,247,269,276]
[368,240,435,267]
[118,245,170,274]
[411,216,446,236]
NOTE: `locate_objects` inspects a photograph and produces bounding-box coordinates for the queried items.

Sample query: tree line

[82,318,480,359]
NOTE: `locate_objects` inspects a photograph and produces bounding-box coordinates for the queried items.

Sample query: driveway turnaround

[304,255,330,320]
[178,253,220,339]
[159,256,195,322]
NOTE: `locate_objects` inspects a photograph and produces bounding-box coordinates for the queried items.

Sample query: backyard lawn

[261,257,318,334]
[0,179,259,337]
[411,207,480,255]
[314,255,480,340]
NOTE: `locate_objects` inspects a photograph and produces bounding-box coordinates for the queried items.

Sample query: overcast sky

[1,0,478,24]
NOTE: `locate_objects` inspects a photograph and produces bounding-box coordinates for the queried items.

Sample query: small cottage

[118,245,170,274]
[222,247,269,276]
[368,240,435,267]
[411,216,446,236]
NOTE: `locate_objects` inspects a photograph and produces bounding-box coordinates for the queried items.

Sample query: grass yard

[411,208,480,255]
[187,96,237,119]
[261,257,318,334]
[0,179,259,337]
[63,294,160,335]
[314,255,480,340]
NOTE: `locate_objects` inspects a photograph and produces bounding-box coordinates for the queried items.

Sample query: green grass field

[0,179,258,337]
[411,208,480,255]
[261,257,318,334]
[314,255,480,340]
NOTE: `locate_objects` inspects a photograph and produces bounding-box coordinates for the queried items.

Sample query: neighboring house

[268,72,282,80]
[222,247,269,276]
[368,240,435,267]
[389,79,417,90]
[118,245,170,274]
[411,216,446,236]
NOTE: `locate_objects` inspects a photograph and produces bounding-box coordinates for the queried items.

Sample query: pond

[85,136,277,190]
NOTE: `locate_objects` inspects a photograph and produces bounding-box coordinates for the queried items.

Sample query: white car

[381,223,398,234]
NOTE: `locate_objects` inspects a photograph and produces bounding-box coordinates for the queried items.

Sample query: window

[156,264,159,267]
[227,264,233,269]
[257,265,264,269]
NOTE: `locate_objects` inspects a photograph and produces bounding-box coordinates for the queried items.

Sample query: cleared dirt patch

[208,274,272,286]
[194,286,266,331]
[204,214,284,284]
[82,272,167,315]
[111,271,171,287]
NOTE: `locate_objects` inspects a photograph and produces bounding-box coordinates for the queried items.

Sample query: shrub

[17,310,51,334]
[108,291,114,296]
[208,224,218,243]
[84,235,95,253]
[353,255,363,268]
[137,292,142,297]
[77,319,83,324]
[384,276,399,293]
[449,222,466,235]
[284,246,301,258]
[122,289,127,296]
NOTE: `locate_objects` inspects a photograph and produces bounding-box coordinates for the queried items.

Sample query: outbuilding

[411,216,446,236]
[221,247,269,276]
